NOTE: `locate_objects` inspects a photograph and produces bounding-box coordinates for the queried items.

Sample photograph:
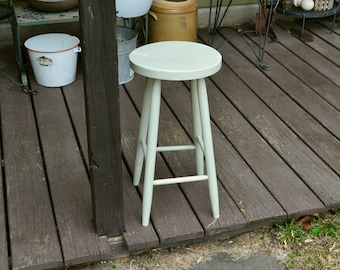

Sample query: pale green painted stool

[129,41,221,226]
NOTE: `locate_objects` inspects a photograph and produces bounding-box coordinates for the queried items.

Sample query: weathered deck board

[122,162,160,251]
[279,20,340,84]
[228,24,340,169]
[276,21,340,88]
[210,68,325,214]
[0,109,8,270]
[161,80,286,226]
[276,21,340,112]
[208,28,340,208]
[0,47,63,270]
[249,25,340,167]
[303,19,340,49]
[63,72,89,165]
[251,24,340,131]
[30,80,112,266]
[198,30,325,216]
[0,48,9,267]
[218,25,339,208]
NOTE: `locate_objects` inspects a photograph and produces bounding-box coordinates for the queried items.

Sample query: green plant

[308,215,340,238]
[274,218,307,244]
[274,211,340,270]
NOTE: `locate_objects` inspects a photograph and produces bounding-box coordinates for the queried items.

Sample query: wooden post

[78,0,124,236]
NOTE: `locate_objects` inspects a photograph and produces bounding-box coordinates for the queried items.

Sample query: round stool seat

[129,41,222,81]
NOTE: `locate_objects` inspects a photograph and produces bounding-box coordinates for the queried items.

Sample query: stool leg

[142,79,162,226]
[190,80,204,175]
[133,78,154,186]
[197,78,220,219]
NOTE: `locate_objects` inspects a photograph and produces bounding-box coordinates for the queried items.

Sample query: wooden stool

[129,41,221,226]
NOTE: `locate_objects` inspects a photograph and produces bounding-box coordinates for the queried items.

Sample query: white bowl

[116,0,153,18]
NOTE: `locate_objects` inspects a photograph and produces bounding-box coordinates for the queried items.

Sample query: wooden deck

[0,18,340,269]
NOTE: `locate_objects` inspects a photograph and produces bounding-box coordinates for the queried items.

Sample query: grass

[274,210,340,269]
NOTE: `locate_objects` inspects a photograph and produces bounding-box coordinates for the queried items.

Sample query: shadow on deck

[0,19,339,269]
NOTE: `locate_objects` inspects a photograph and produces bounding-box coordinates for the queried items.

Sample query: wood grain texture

[79,0,124,236]
[0,45,63,270]
[63,72,89,166]
[0,109,8,270]
[211,27,340,208]
[30,81,111,266]
[122,163,159,251]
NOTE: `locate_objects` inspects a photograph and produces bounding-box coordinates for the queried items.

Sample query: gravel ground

[69,226,288,269]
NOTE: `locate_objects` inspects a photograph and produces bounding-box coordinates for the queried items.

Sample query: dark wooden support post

[78,0,124,236]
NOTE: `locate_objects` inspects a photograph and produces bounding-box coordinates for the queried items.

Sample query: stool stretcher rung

[156,145,196,152]
[153,175,209,186]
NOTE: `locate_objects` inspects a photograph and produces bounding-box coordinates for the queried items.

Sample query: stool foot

[142,179,154,226]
